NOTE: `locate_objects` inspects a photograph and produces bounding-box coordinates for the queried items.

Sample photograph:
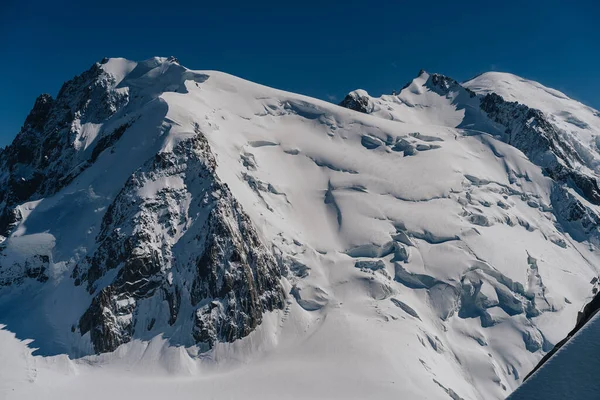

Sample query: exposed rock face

[0,59,285,355]
[0,250,50,287]
[480,93,578,166]
[339,90,373,113]
[479,92,600,236]
[427,73,471,97]
[74,132,285,353]
[0,62,129,236]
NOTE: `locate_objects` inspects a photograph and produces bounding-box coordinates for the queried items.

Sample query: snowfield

[1,57,600,399]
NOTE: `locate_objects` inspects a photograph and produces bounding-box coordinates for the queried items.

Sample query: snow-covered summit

[465,72,600,172]
[2,57,600,399]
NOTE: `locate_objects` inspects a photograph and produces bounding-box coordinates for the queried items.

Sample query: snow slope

[2,58,600,399]
[509,312,600,399]
[508,279,600,399]
[465,72,600,157]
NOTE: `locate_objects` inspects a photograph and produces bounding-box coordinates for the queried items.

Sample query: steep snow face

[465,73,600,211]
[1,59,600,400]
[509,308,600,399]
[465,72,600,160]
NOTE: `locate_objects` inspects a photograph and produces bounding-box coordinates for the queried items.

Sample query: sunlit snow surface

[2,58,600,399]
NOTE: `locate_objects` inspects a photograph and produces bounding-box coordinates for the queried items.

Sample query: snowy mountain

[1,57,600,399]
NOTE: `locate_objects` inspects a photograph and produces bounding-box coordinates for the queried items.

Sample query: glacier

[1,57,600,399]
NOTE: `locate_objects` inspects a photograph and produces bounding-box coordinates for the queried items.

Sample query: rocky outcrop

[0,62,129,236]
[73,131,285,353]
[427,73,475,98]
[0,58,285,355]
[339,90,373,113]
[479,92,600,236]
[480,93,581,172]
[0,252,50,287]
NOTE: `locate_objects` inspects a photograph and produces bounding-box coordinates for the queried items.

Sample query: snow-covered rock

[2,58,600,400]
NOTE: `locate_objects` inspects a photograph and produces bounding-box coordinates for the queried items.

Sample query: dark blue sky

[1,0,598,146]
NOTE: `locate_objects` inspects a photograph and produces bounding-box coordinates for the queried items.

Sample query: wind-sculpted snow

[1,58,600,400]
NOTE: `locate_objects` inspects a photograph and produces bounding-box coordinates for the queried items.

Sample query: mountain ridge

[2,57,600,400]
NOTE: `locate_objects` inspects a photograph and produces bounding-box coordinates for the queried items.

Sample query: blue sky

[0,0,598,146]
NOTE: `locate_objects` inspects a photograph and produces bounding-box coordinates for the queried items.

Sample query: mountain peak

[425,72,461,92]
[23,94,54,131]
[3,58,600,400]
